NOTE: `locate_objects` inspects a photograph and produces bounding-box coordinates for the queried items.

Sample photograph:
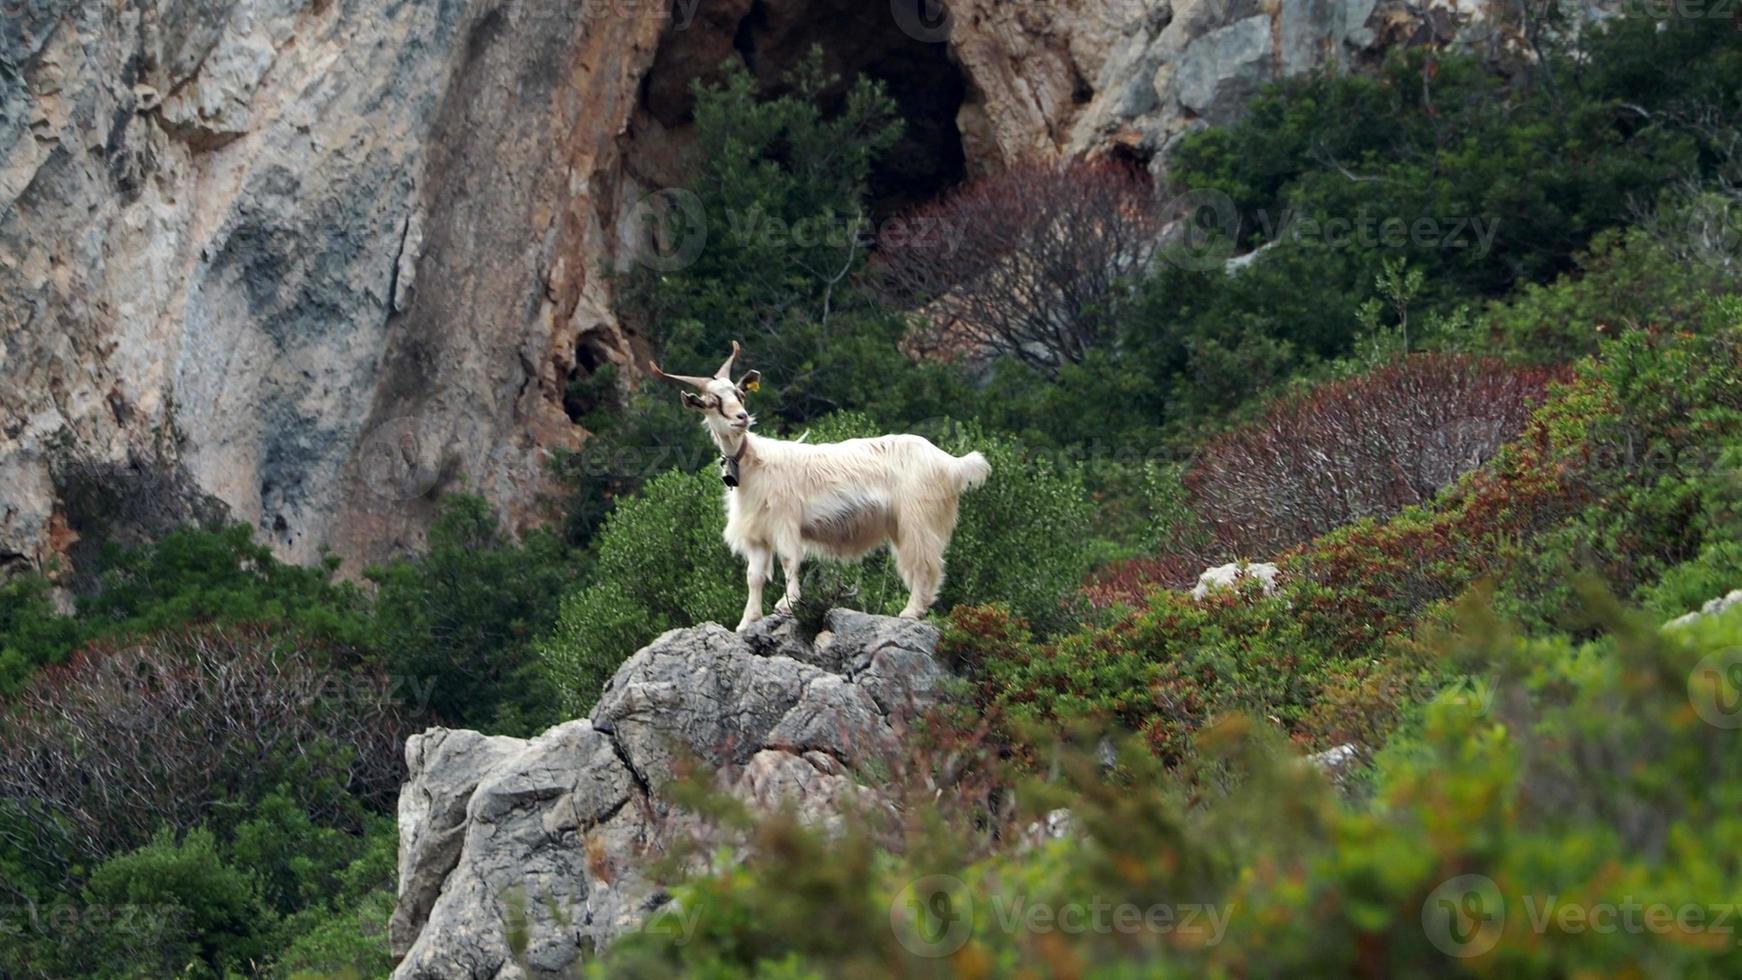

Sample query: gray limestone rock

[391,612,953,977]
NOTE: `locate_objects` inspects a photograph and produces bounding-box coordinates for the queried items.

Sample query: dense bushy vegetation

[595,596,1742,977]
[969,18,1742,452]
[1185,353,1564,554]
[0,500,547,976]
[944,322,1742,769]
[3,10,1739,976]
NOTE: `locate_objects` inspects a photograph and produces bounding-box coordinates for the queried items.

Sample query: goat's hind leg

[893,528,944,620]
[737,545,773,631]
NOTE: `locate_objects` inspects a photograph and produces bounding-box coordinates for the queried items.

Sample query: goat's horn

[714,340,741,380]
[649,363,714,390]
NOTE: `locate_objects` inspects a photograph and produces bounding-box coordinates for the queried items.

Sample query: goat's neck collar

[711,428,751,459]
[714,431,751,488]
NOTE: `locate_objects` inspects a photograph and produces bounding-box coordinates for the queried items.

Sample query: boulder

[1664,589,1742,631]
[1191,561,1282,601]
[390,611,951,978]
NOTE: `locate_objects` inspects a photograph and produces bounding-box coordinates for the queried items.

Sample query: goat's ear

[737,370,761,393]
[680,391,708,411]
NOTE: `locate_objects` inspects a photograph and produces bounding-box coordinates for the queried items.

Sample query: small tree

[620,49,907,422]
[366,495,574,734]
[875,159,1163,375]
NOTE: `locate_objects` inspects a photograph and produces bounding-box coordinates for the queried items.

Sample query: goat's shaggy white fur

[654,344,990,628]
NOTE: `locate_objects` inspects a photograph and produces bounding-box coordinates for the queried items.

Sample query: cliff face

[2,0,663,573]
[0,0,1522,574]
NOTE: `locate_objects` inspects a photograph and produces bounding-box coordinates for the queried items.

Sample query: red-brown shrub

[1286,374,1609,654]
[1185,354,1567,557]
[874,158,1162,374]
[0,625,408,862]
[1080,554,1206,609]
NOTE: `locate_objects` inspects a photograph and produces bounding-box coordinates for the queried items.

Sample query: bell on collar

[719,455,741,488]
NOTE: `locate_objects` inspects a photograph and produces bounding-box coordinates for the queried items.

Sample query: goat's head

[650,341,762,439]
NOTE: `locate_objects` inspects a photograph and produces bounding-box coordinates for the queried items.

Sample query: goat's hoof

[774,599,795,615]
[735,617,759,632]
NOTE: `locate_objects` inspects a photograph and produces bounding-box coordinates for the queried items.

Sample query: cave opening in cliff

[562,335,617,424]
[638,0,969,224]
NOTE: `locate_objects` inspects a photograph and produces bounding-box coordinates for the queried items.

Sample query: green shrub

[1486,227,1734,362]
[79,827,270,978]
[268,819,397,979]
[1493,328,1742,632]
[1642,537,1742,622]
[944,583,1336,766]
[0,575,81,694]
[934,423,1098,631]
[272,888,397,980]
[0,523,373,695]
[619,50,918,425]
[228,792,373,917]
[78,522,372,651]
[540,468,740,713]
[366,494,575,733]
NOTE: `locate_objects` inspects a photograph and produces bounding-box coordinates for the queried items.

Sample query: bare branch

[872,159,1162,376]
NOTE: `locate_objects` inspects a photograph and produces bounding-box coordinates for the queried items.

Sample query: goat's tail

[953,451,991,492]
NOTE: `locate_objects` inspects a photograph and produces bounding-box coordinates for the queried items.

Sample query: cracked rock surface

[390,610,947,979]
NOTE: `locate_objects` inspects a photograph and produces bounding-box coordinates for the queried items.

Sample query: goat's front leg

[773,550,803,616]
[737,546,773,631]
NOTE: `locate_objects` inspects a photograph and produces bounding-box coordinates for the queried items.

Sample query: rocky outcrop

[1065,0,1626,163]
[389,610,947,979]
[1665,589,1742,631]
[1191,560,1281,600]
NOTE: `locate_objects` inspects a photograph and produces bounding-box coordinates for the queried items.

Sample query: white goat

[652,342,991,629]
